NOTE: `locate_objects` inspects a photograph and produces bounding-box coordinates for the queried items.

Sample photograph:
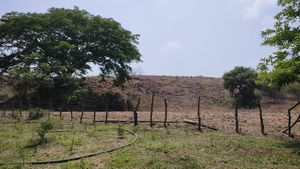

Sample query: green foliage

[257,85,282,102]
[109,150,136,168]
[258,0,300,88]
[27,120,54,147]
[283,82,300,100]
[36,120,54,141]
[223,66,258,108]
[117,125,125,139]
[28,108,45,120]
[0,7,141,102]
[177,155,203,169]
[66,86,89,104]
[69,123,76,154]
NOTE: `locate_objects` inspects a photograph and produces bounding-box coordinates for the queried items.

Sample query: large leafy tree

[223,66,258,108]
[0,7,141,102]
[258,0,300,88]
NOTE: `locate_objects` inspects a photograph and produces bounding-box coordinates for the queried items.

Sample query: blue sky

[0,0,280,77]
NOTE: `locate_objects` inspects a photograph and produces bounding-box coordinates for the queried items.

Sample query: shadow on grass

[279,140,300,156]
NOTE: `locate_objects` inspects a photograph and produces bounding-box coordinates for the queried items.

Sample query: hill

[83,75,295,112]
[1,75,296,111]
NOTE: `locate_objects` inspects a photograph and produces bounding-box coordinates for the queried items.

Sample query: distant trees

[0,7,141,103]
[283,83,300,100]
[258,0,300,88]
[223,66,258,108]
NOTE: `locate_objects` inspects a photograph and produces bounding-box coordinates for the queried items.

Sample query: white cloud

[242,0,277,19]
[164,41,183,52]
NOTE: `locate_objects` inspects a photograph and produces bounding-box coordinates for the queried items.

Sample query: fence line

[5,96,298,138]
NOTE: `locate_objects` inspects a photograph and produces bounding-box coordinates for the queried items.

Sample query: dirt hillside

[84,75,295,112]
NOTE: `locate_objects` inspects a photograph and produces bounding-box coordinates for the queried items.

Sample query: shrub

[117,125,124,139]
[28,108,45,120]
[26,120,54,148]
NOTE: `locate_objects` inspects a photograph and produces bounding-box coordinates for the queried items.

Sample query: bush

[117,125,124,139]
[28,108,45,120]
[37,120,54,141]
[27,120,54,148]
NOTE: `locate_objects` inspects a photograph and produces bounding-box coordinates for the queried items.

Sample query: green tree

[283,82,300,100]
[258,0,300,88]
[223,66,258,108]
[0,7,141,101]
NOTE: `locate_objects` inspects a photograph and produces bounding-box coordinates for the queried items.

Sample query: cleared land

[1,75,300,168]
[0,116,299,169]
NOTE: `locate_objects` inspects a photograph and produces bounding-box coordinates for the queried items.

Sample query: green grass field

[0,119,299,169]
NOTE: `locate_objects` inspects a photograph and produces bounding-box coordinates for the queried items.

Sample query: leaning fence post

[288,109,291,137]
[134,97,141,126]
[197,96,202,132]
[164,99,168,128]
[257,97,265,135]
[150,92,154,127]
[235,98,240,133]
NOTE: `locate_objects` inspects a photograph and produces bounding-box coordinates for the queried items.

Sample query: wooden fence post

[235,98,239,133]
[80,103,85,123]
[80,111,84,123]
[11,104,15,117]
[150,92,154,127]
[70,107,73,121]
[19,101,22,117]
[59,107,63,120]
[197,96,202,132]
[93,111,96,124]
[164,99,168,128]
[288,109,291,137]
[134,97,141,126]
[48,97,52,118]
[257,97,265,135]
[286,101,300,137]
[105,101,109,124]
[3,103,6,117]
